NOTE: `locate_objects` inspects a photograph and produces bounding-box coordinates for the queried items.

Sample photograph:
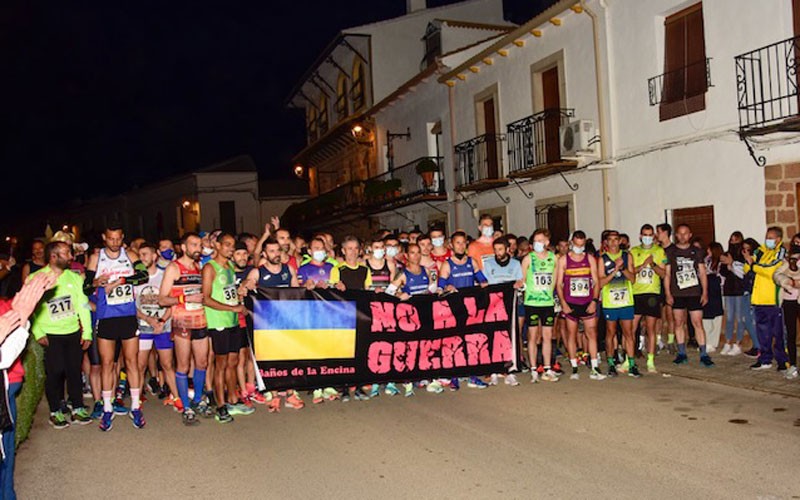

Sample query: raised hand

[13,272,58,324]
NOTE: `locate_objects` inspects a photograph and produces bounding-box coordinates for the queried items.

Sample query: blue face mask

[765,239,777,250]
[159,249,175,261]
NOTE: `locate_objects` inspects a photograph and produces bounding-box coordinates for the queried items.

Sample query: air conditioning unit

[559,119,595,158]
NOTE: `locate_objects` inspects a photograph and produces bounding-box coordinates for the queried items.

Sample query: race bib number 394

[570,277,590,297]
[107,284,134,305]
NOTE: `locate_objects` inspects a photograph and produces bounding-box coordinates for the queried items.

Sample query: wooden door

[542,67,561,164]
[483,98,499,179]
[672,205,715,248]
[547,205,570,243]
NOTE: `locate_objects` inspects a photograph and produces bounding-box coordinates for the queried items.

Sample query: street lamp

[293,164,305,179]
[182,200,191,208]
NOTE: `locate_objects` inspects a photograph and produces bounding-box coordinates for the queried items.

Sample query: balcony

[648,58,712,121]
[736,36,800,136]
[506,108,576,179]
[282,157,446,230]
[454,133,509,192]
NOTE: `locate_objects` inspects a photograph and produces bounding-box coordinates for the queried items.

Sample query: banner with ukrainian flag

[250,284,518,391]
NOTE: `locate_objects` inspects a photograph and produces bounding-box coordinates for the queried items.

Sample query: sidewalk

[658,349,800,399]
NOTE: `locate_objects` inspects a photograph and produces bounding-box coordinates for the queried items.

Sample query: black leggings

[45,332,84,412]
[782,301,798,367]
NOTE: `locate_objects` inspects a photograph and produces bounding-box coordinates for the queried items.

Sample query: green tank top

[524,251,556,306]
[205,259,238,330]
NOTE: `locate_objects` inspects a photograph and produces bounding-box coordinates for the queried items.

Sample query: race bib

[106,284,134,305]
[570,277,591,298]
[533,272,553,291]
[676,268,699,289]
[222,284,238,305]
[608,285,629,306]
[47,296,75,321]
[183,286,203,311]
[638,266,654,285]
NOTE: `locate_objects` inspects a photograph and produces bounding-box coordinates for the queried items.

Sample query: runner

[159,232,212,425]
[85,226,149,431]
[245,237,304,410]
[467,214,496,268]
[30,241,93,428]
[482,236,523,386]
[429,226,451,267]
[417,233,440,286]
[439,231,489,389]
[365,236,395,293]
[202,233,254,423]
[520,229,559,383]
[656,223,676,352]
[598,230,640,378]
[664,223,714,367]
[555,231,605,381]
[232,241,265,407]
[384,234,404,272]
[630,224,667,373]
[134,242,180,413]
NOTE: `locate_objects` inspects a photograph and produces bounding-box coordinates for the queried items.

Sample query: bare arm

[158,263,181,307]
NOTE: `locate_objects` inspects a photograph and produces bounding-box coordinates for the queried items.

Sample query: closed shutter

[672,205,715,248]
[661,3,707,120]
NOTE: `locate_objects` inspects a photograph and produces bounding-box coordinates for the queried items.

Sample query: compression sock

[647,353,655,365]
[678,343,687,355]
[699,345,707,356]
[176,372,190,409]
[668,333,675,344]
[130,388,141,410]
[607,355,615,367]
[102,391,113,413]
[192,369,206,404]
[628,356,635,369]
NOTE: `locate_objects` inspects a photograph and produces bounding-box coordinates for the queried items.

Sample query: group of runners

[22,214,798,431]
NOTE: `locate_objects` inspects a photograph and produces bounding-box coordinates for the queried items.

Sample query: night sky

[1,0,554,223]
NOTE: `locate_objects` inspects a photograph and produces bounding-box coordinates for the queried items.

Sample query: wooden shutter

[661,3,706,120]
[672,205,715,247]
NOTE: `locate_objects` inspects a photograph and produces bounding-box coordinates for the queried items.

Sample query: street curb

[662,369,800,400]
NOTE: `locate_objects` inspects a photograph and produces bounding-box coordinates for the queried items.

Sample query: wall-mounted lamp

[182,200,191,209]
[293,164,305,179]
[350,123,373,144]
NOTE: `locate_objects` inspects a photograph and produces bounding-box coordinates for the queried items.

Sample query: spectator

[720,232,746,356]
[702,242,724,352]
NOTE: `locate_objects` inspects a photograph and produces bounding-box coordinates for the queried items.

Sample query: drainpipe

[448,82,460,229]
[582,0,611,228]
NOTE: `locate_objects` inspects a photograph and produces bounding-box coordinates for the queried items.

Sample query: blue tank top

[95,248,137,319]
[447,257,476,289]
[258,264,292,287]
[402,267,429,295]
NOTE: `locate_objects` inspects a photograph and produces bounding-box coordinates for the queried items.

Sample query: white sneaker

[504,373,519,386]
[488,374,499,386]
[589,369,606,381]
[785,365,799,380]
[541,370,559,382]
[720,343,731,355]
[530,372,539,384]
[728,344,742,356]
[706,345,716,354]
[570,372,580,380]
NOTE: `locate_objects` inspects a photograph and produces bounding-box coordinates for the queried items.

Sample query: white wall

[195,172,260,235]
[260,196,310,228]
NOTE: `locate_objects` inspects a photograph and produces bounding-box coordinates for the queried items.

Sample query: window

[336,73,348,120]
[671,205,715,248]
[422,24,442,69]
[535,203,572,243]
[218,201,237,234]
[351,59,365,111]
[318,95,329,135]
[660,3,707,120]
[307,107,318,142]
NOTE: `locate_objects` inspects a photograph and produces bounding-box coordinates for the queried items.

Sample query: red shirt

[0,299,24,384]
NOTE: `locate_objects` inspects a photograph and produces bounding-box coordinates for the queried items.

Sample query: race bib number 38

[47,296,75,321]
[106,283,134,305]
[222,284,238,305]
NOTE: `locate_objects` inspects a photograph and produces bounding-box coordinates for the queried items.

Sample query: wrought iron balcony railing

[363,156,445,208]
[648,58,712,106]
[507,108,574,174]
[736,35,800,132]
[455,133,506,189]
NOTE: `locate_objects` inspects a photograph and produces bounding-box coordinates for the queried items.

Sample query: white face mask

[533,241,546,253]
[432,237,445,248]
[572,245,585,254]
[372,249,385,259]
[481,226,494,238]
[641,236,654,247]
[312,250,327,263]
[201,247,214,256]
[386,246,399,258]
[765,239,777,250]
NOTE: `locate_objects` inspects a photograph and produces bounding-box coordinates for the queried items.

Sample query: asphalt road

[14,371,800,500]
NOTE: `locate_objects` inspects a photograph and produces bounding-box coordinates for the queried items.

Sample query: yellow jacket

[744,243,786,306]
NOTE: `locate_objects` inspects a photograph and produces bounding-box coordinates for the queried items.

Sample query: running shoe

[268,396,281,413]
[728,344,742,356]
[341,390,351,402]
[130,409,146,429]
[699,355,715,368]
[195,400,214,418]
[312,389,324,404]
[607,364,618,377]
[467,376,488,389]
[90,400,103,420]
[505,374,520,386]
[426,380,444,393]
[785,366,799,380]
[743,347,759,358]
[158,383,169,400]
[449,377,460,391]
[488,374,499,386]
[285,392,305,409]
[227,402,255,416]
[569,371,580,381]
[49,411,70,430]
[750,361,772,370]
[403,383,414,397]
[589,369,606,381]
[530,372,539,384]
[647,362,657,374]
[215,405,233,424]
[354,388,371,401]
[672,354,688,365]
[628,365,642,378]
[98,411,113,432]
[182,407,198,426]
[112,398,129,415]
[249,391,267,405]
[720,343,732,355]
[322,387,340,401]
[541,370,559,382]
[552,362,564,376]
[384,383,400,396]
[617,362,628,374]
[71,407,93,425]
[369,384,381,398]
[147,377,160,396]
[205,390,217,408]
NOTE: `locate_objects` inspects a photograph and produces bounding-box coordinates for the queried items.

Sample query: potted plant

[385,178,402,200]
[415,158,438,188]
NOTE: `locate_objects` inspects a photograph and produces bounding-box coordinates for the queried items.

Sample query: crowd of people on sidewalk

[0,215,798,497]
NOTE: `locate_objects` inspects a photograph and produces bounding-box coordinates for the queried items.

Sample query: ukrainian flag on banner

[252,300,357,361]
